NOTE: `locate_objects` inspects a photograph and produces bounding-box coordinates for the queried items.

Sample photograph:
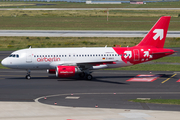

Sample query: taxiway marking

[161,73,177,84]
[176,79,180,82]
[65,96,80,99]
[126,74,160,82]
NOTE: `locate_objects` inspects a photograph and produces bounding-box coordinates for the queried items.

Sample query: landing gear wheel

[26,70,31,80]
[26,75,31,80]
[86,74,93,80]
[79,72,85,78]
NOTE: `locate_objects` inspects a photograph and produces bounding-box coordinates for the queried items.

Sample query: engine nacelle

[56,66,79,78]
[47,69,56,74]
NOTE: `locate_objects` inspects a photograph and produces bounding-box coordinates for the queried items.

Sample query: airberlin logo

[153,29,164,40]
[37,57,60,62]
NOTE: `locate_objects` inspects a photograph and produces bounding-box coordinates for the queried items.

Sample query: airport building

[0,0,179,2]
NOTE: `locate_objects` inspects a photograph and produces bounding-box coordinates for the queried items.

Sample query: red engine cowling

[47,69,56,74]
[56,66,77,78]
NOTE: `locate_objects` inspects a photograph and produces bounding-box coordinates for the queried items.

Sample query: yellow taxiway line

[161,73,177,84]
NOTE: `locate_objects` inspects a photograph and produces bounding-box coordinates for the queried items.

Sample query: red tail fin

[136,16,171,48]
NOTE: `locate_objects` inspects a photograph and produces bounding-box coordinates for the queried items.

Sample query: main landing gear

[86,74,93,80]
[79,71,93,80]
[26,70,31,80]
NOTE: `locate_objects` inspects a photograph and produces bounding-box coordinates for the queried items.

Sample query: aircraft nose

[1,58,7,67]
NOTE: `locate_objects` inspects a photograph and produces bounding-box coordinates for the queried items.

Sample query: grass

[0,1,180,8]
[1,37,180,51]
[107,64,180,71]
[0,37,141,50]
[152,56,180,63]
[1,10,180,17]
[1,36,180,71]
[130,99,180,105]
[0,10,180,30]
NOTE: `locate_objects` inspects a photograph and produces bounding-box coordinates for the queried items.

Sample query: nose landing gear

[26,70,31,80]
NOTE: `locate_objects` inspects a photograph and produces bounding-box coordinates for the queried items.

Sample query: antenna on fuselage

[29,46,31,49]
[105,45,107,48]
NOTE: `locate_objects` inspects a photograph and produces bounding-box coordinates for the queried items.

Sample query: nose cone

[1,58,7,67]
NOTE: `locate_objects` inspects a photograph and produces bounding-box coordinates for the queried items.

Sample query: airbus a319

[1,16,175,80]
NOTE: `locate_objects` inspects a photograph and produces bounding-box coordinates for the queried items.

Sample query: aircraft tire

[26,75,31,80]
[86,74,93,80]
[79,72,85,78]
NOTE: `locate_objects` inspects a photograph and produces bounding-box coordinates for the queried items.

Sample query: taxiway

[0,30,179,37]
[0,69,180,111]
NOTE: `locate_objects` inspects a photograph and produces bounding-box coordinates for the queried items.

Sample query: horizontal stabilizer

[151,51,177,55]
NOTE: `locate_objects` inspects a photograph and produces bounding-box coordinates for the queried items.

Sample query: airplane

[1,16,176,80]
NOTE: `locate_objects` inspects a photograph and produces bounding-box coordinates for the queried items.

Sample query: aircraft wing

[49,60,117,69]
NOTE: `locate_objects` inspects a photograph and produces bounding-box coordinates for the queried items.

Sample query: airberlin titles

[37,57,60,62]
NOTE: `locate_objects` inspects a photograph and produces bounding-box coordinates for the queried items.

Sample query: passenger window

[59,55,61,57]
[34,55,36,57]
[101,54,103,56]
[107,54,108,56]
[48,55,50,57]
[79,55,81,57]
[104,54,106,56]
[16,55,19,58]
[13,54,15,57]
[82,55,84,57]
[45,55,47,57]
[69,55,71,57]
[109,54,111,56]
[56,55,58,57]
[65,55,66,57]
[62,55,64,57]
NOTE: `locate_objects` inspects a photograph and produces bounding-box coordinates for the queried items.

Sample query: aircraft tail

[136,16,171,48]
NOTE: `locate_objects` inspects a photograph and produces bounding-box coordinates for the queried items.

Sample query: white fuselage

[1,47,132,70]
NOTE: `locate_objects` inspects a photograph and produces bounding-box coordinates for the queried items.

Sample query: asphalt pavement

[0,69,180,111]
[0,30,179,37]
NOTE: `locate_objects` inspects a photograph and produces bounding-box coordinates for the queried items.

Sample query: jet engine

[56,66,80,78]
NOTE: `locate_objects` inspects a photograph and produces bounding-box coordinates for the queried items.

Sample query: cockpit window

[9,54,19,58]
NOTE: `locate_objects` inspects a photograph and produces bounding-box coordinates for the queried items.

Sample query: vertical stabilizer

[136,16,171,48]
